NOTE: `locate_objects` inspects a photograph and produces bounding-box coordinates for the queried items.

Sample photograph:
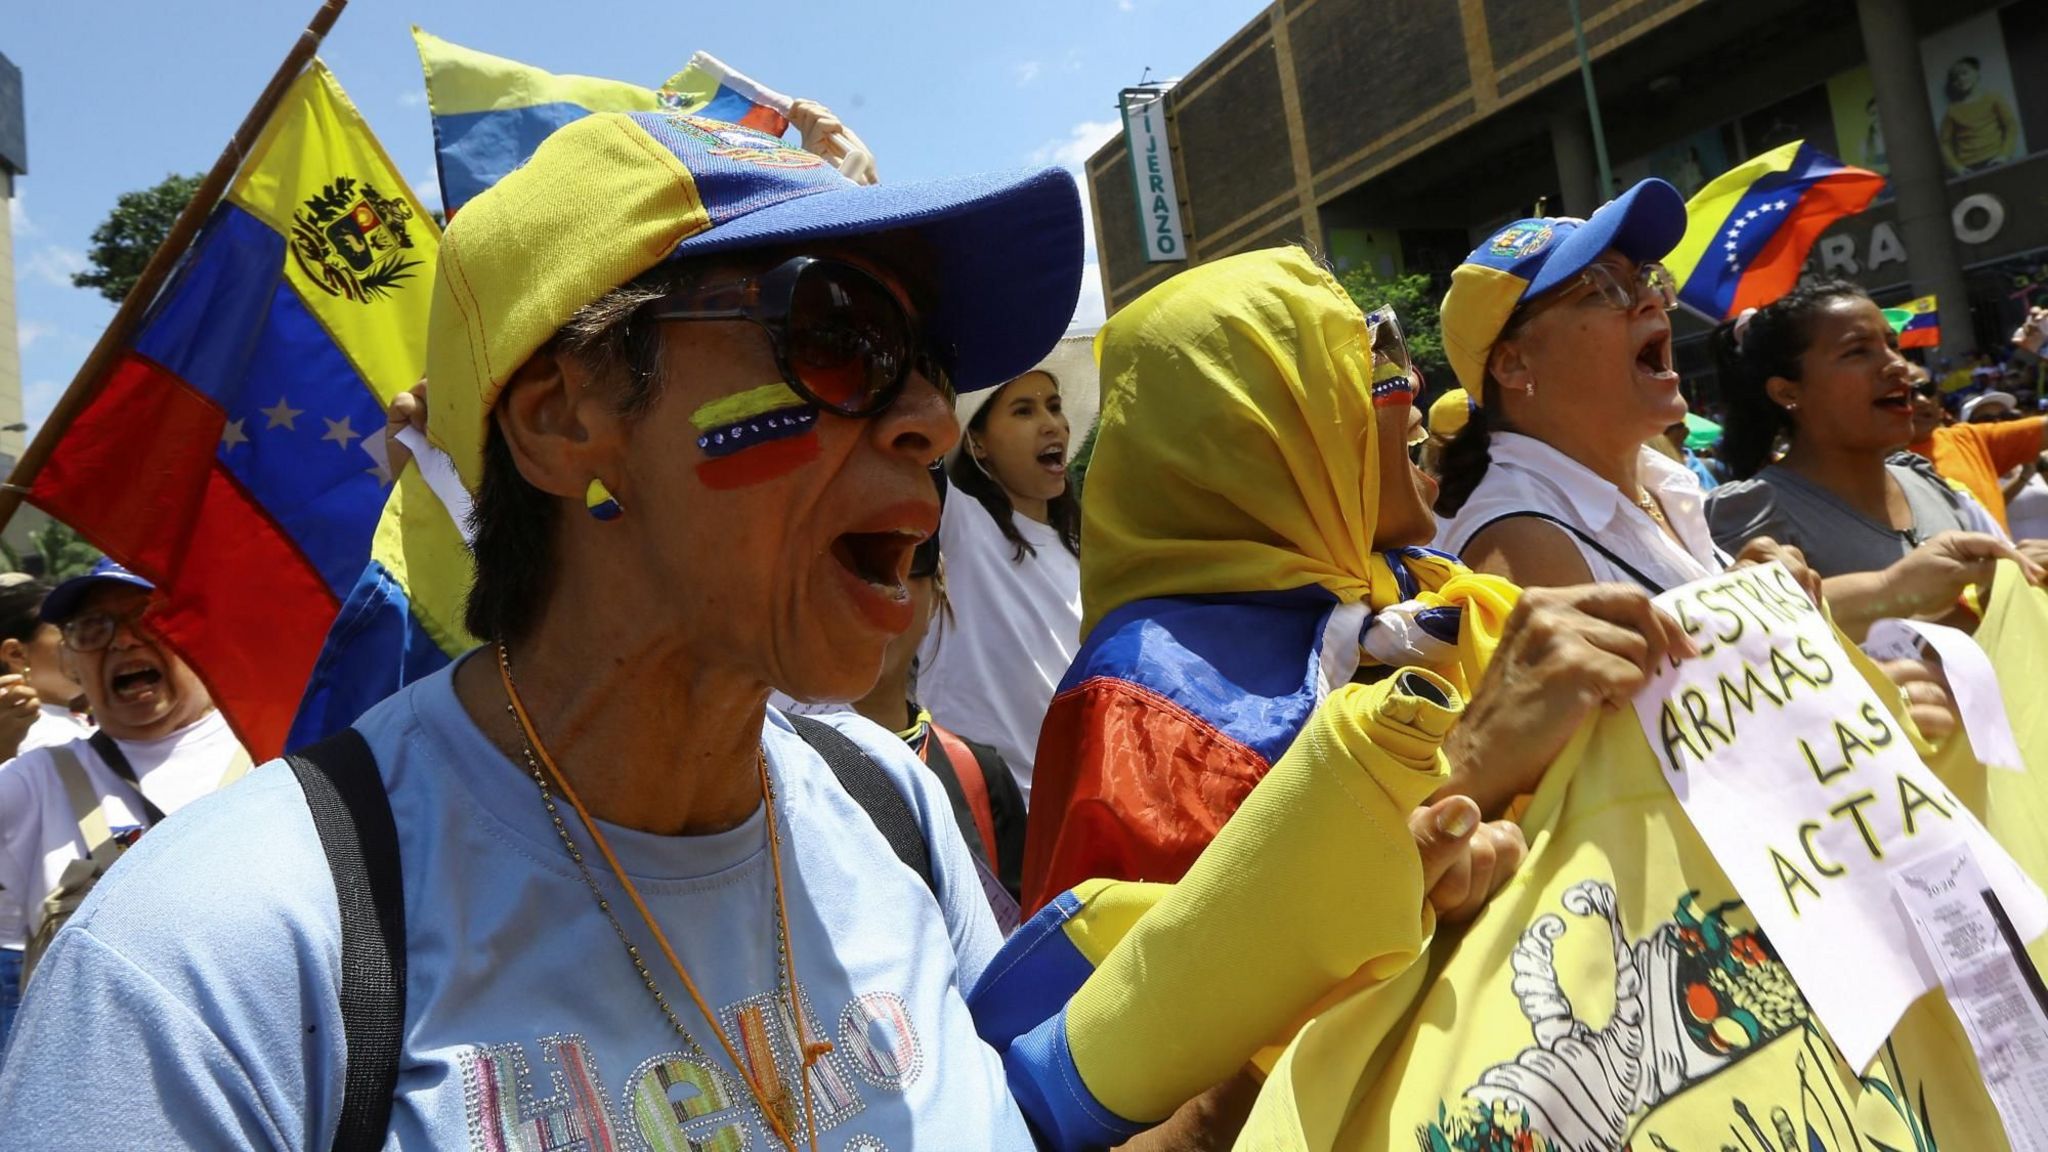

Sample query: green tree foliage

[71,173,202,304]
[0,521,103,581]
[1069,420,1101,500]
[1338,266,1450,391]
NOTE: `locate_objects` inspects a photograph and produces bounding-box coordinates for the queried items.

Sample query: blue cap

[1440,178,1689,392]
[40,558,155,623]
[429,110,1085,490]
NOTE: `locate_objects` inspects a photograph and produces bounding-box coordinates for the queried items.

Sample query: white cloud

[7,192,33,239]
[1119,0,1135,11]
[1070,261,1106,333]
[411,166,444,214]
[1030,119,1122,170]
[21,246,87,291]
[1030,121,1121,331]
[398,89,428,108]
[16,320,50,351]
[1013,61,1043,87]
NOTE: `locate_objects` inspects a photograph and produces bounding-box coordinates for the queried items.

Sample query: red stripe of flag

[1730,169,1886,315]
[31,355,339,758]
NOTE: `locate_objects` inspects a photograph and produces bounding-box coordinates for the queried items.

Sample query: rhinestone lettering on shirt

[455,982,925,1151]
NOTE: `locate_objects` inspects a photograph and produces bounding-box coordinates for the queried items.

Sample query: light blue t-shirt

[0,659,1033,1149]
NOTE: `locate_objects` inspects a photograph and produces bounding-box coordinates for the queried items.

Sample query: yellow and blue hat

[429,110,1084,489]
[1439,178,1687,395]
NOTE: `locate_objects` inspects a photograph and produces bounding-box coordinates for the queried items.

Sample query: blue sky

[4,0,1266,440]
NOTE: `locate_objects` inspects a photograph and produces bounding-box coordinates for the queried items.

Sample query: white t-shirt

[18,706,90,755]
[917,496,1081,803]
[0,710,245,949]
[0,660,1031,1148]
[1436,432,1728,591]
[2006,471,2048,541]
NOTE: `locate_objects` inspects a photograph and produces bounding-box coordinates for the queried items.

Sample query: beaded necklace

[496,644,828,1150]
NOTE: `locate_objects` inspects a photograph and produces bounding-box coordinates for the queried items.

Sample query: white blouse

[915,496,1081,805]
[1436,431,1728,592]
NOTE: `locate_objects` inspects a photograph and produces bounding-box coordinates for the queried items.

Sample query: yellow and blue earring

[585,478,622,522]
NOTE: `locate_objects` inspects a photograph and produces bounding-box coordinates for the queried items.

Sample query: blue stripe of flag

[133,207,391,602]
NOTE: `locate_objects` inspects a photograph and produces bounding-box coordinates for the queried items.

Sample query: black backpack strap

[1469,510,1671,594]
[88,731,167,826]
[788,715,939,901]
[286,728,406,1152]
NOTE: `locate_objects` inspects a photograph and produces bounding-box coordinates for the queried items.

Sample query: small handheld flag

[1663,141,1885,320]
[1884,295,1940,349]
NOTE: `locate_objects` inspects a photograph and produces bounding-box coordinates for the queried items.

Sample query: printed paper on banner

[1863,617,2027,774]
[1629,562,2047,1068]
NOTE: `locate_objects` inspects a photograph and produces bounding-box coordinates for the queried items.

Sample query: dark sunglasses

[1911,381,1940,399]
[641,256,954,417]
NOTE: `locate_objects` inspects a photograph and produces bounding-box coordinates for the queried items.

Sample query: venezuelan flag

[1885,294,1940,349]
[28,62,438,759]
[416,28,791,216]
[1663,141,1885,320]
[288,430,476,749]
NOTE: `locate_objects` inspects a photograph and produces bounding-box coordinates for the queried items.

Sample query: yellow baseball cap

[1426,388,1474,439]
[427,110,1083,489]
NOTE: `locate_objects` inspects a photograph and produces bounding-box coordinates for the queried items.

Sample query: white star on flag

[220,418,249,450]
[360,431,394,485]
[1775,200,1789,210]
[322,415,362,451]
[1744,210,1758,221]
[260,397,303,431]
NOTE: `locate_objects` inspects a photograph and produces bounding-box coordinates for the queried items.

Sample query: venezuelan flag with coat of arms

[1663,140,1885,320]
[29,62,438,759]
[415,28,791,216]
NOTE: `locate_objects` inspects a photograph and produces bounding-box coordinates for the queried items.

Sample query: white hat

[1962,390,2018,422]
[950,331,1101,464]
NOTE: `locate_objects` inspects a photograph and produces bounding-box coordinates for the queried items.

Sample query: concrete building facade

[0,50,26,464]
[1086,0,2048,395]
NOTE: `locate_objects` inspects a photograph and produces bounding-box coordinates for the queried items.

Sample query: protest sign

[1631,562,2047,1067]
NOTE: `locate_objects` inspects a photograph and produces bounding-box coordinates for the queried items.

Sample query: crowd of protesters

[0,103,2040,1152]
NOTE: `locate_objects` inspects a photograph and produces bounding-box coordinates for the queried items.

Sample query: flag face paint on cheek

[691,382,822,490]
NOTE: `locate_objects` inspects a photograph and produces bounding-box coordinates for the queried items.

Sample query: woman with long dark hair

[919,335,1093,802]
[1705,280,2040,626]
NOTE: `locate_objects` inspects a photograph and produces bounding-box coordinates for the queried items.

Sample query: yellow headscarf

[1082,246,1516,687]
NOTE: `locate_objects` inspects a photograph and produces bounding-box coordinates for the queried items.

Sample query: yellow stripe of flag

[414,27,665,118]
[1661,140,1802,292]
[229,61,440,409]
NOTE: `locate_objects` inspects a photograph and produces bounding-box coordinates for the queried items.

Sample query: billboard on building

[1922,11,2027,176]
[1825,67,1888,176]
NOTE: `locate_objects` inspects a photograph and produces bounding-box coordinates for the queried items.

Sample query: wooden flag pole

[0,0,350,530]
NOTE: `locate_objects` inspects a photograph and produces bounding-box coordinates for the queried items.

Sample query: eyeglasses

[641,256,955,418]
[1911,381,1940,399]
[1558,261,1679,313]
[61,607,149,653]
[1365,307,1419,407]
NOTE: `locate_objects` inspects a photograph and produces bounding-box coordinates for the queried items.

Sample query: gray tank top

[1704,458,1972,579]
